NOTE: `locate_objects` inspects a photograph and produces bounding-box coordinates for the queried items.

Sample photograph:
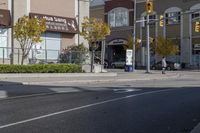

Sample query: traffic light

[146,1,153,15]
[159,15,164,27]
[195,21,200,32]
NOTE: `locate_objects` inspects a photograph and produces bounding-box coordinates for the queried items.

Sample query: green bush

[0,64,82,73]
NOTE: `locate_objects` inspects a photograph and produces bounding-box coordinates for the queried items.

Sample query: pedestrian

[162,56,167,74]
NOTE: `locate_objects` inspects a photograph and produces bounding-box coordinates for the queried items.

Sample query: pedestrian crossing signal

[195,21,200,32]
[146,1,153,15]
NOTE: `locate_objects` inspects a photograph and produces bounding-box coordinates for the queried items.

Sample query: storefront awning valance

[30,13,79,34]
[0,9,11,28]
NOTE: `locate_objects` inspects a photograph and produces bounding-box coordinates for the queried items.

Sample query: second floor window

[108,7,129,27]
[192,12,200,20]
[165,12,181,25]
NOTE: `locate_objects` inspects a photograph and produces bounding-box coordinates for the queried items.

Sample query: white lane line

[114,89,141,93]
[0,89,173,129]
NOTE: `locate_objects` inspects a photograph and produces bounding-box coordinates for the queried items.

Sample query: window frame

[165,12,181,25]
[108,7,129,28]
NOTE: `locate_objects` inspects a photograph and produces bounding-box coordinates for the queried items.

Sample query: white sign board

[126,49,133,66]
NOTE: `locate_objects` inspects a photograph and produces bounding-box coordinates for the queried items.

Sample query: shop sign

[0,9,11,27]
[30,13,78,34]
[126,49,133,66]
[194,44,200,50]
[108,39,127,45]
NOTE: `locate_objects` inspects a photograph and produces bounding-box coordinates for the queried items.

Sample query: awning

[0,9,11,27]
[30,13,79,34]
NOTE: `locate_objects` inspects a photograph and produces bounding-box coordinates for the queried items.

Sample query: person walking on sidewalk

[162,56,167,74]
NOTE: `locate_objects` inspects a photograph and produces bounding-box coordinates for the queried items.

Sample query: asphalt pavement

[0,70,199,133]
[0,87,199,133]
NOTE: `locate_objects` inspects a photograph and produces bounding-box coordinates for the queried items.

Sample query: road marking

[0,89,173,129]
[113,89,141,93]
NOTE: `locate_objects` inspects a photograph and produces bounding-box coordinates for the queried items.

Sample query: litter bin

[125,65,133,72]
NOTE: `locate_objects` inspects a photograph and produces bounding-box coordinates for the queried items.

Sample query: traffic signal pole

[146,13,150,73]
[146,0,151,73]
[133,0,136,72]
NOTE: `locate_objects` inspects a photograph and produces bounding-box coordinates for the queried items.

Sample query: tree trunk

[90,50,95,73]
[21,54,27,65]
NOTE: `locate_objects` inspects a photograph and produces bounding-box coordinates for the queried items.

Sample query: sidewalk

[0,70,180,86]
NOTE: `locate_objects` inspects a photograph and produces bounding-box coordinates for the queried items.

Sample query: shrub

[0,64,82,73]
[59,43,89,64]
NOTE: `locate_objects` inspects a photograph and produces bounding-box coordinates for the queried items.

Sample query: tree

[152,36,179,57]
[14,16,46,65]
[80,17,110,72]
[123,35,141,52]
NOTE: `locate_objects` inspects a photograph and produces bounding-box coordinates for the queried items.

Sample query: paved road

[0,85,199,133]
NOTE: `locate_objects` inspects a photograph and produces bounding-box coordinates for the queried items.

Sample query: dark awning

[30,13,79,34]
[0,9,11,27]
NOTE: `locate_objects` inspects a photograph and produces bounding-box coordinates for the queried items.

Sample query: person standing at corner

[162,56,167,74]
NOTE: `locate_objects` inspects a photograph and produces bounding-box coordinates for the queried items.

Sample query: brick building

[91,0,200,68]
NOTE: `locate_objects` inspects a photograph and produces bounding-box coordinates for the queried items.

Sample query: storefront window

[0,28,8,58]
[29,32,61,63]
[165,12,181,25]
[108,8,129,27]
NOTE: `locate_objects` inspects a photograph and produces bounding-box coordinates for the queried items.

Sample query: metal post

[78,0,80,45]
[133,0,136,71]
[11,0,14,64]
[146,12,151,73]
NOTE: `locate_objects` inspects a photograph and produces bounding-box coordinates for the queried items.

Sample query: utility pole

[133,0,136,71]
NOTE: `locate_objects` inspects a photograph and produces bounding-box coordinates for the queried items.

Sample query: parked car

[151,61,181,70]
[111,59,125,68]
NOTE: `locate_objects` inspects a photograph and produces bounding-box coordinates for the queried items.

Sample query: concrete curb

[0,73,117,78]
[22,74,180,85]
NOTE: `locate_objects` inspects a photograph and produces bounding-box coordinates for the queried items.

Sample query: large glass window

[0,29,8,58]
[165,12,181,25]
[29,32,61,62]
[108,8,129,27]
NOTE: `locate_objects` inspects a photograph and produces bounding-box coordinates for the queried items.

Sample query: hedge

[0,64,82,73]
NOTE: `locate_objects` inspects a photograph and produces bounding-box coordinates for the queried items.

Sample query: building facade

[91,0,200,68]
[136,0,200,68]
[0,0,89,64]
